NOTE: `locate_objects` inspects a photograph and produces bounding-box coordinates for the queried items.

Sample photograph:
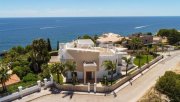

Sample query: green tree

[156,71,180,101]
[136,52,142,68]
[130,37,142,52]
[25,45,32,53]
[13,65,31,79]
[157,29,170,37]
[144,46,150,63]
[22,73,37,82]
[122,57,132,76]
[93,34,99,41]
[3,50,19,63]
[0,63,10,92]
[30,39,50,73]
[47,38,52,52]
[153,44,159,55]
[157,29,180,45]
[11,46,25,54]
[66,61,77,85]
[57,41,59,50]
[51,62,67,84]
[102,60,116,85]
[41,64,51,79]
[146,32,152,35]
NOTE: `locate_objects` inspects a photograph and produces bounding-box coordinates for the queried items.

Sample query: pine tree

[57,41,59,50]
[47,38,52,52]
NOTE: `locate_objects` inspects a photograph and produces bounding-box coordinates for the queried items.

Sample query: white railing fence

[0,75,54,102]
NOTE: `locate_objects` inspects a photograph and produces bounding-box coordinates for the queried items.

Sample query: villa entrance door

[86,72,92,81]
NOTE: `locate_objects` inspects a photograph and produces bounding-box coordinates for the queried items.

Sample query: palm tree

[153,44,158,54]
[0,63,10,92]
[66,61,77,85]
[102,60,116,85]
[41,64,51,79]
[131,37,142,52]
[51,62,67,84]
[159,42,164,52]
[136,52,142,68]
[122,57,132,76]
[144,46,150,63]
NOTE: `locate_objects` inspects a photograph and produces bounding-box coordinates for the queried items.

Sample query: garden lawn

[0,81,36,97]
[134,55,154,67]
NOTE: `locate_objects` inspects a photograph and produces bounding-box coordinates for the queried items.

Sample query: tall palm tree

[153,44,158,54]
[122,57,132,76]
[51,62,67,84]
[144,46,150,63]
[136,52,142,68]
[102,60,116,85]
[0,63,10,92]
[66,61,77,85]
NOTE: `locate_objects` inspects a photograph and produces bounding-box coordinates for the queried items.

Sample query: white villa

[58,39,133,84]
[96,33,125,48]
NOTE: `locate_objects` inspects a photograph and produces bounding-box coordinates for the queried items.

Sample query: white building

[58,39,131,84]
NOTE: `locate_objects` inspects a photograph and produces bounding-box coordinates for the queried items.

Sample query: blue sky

[0,0,179,17]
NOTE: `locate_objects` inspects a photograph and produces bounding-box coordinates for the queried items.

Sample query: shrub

[53,74,63,85]
[11,61,21,68]
[155,71,180,101]
[22,73,37,82]
[38,64,51,80]
[13,66,31,79]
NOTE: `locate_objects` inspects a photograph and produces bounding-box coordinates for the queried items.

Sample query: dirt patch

[138,87,169,102]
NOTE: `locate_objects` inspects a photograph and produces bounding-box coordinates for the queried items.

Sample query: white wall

[77,44,94,48]
[98,55,119,78]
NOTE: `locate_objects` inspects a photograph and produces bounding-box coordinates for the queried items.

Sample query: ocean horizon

[0,16,180,52]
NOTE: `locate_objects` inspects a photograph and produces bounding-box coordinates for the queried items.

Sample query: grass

[133,55,154,67]
[128,67,138,74]
[0,81,37,97]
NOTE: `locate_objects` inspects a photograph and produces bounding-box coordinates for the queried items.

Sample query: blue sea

[0,17,180,52]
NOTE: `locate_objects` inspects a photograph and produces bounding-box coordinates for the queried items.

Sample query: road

[30,51,180,102]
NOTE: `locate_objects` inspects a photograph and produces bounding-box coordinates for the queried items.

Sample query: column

[50,74,53,84]
[37,80,41,91]
[88,82,90,93]
[94,71,97,83]
[44,78,47,88]
[18,86,23,98]
[94,83,97,93]
[84,70,86,84]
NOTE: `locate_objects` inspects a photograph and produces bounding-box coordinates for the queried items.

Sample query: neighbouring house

[96,33,125,48]
[58,39,132,84]
[153,36,162,44]
[129,33,153,44]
